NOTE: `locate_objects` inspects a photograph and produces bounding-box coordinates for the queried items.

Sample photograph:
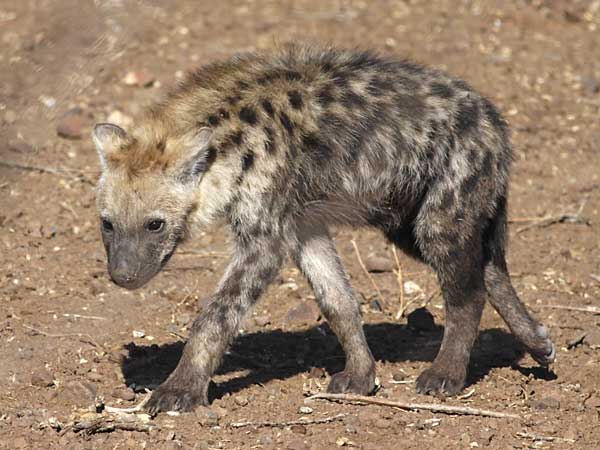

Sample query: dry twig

[307,393,520,419]
[513,199,590,234]
[229,413,346,429]
[391,246,408,320]
[22,323,100,347]
[516,431,575,444]
[0,160,94,184]
[105,391,152,414]
[350,240,388,312]
[538,304,600,315]
[63,413,155,436]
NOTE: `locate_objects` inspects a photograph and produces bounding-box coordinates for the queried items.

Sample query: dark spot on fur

[279,111,294,135]
[332,71,349,89]
[226,95,241,105]
[302,133,332,160]
[239,106,258,125]
[264,127,276,154]
[241,151,254,171]
[439,189,455,209]
[430,82,454,99]
[156,139,166,153]
[316,86,335,106]
[481,152,493,178]
[218,108,230,119]
[453,79,471,91]
[208,115,220,126]
[396,93,426,119]
[225,130,244,147]
[340,90,367,109]
[287,90,303,109]
[468,148,478,164]
[284,70,302,81]
[456,100,480,134]
[237,80,250,90]
[461,173,480,195]
[261,99,275,117]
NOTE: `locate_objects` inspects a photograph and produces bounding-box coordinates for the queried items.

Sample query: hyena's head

[92,122,221,290]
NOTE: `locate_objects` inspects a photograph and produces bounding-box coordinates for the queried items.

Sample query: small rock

[57,108,87,139]
[392,371,406,382]
[407,307,436,332]
[291,424,307,435]
[111,387,136,401]
[528,397,561,410]
[285,301,320,324]
[212,405,228,418]
[253,314,270,327]
[309,367,325,379]
[106,110,133,129]
[286,438,309,450]
[122,70,155,87]
[132,330,145,338]
[31,368,54,387]
[8,140,34,153]
[369,299,383,312]
[234,395,248,406]
[365,256,394,273]
[403,281,422,295]
[195,406,219,427]
[298,406,313,414]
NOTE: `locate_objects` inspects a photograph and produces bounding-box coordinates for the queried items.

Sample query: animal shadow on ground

[122,322,556,400]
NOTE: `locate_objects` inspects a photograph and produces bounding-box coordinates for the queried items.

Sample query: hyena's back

[154,46,511,236]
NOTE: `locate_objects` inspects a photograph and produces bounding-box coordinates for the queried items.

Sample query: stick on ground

[307,393,520,419]
[539,304,600,315]
[229,413,346,429]
[350,239,388,312]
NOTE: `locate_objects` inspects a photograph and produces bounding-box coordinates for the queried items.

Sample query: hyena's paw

[327,370,376,395]
[415,366,465,396]
[145,381,208,415]
[524,325,556,367]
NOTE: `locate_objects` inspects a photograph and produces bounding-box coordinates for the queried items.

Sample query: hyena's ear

[176,127,215,184]
[92,123,128,171]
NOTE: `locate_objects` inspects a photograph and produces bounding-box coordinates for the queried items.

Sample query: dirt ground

[1,0,600,449]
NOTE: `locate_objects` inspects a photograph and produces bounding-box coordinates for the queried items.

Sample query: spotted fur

[92,45,555,413]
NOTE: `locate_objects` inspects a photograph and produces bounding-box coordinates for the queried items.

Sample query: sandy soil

[1,1,599,449]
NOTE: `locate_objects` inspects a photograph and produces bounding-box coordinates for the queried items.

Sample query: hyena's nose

[109,259,138,289]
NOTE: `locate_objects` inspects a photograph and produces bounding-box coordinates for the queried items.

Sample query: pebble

[585,395,600,409]
[56,108,87,139]
[364,256,394,273]
[86,371,103,382]
[285,301,320,324]
[122,70,155,87]
[309,367,325,379]
[407,307,436,332]
[195,406,219,427]
[111,387,136,401]
[403,281,422,295]
[132,330,145,338]
[479,428,495,446]
[106,110,133,129]
[528,396,561,410]
[392,371,406,382]
[291,424,307,435]
[582,75,600,95]
[369,299,383,312]
[31,368,54,387]
[234,395,248,406]
[253,314,271,327]
[374,418,391,429]
[298,406,313,414]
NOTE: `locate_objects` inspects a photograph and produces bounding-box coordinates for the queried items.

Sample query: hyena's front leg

[290,224,376,395]
[146,238,284,413]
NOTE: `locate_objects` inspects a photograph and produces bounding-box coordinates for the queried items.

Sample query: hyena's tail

[482,195,556,366]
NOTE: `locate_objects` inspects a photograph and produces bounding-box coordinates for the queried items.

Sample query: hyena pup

[93,45,555,413]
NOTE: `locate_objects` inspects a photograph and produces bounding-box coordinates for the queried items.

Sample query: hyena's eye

[146,219,165,233]
[101,218,114,232]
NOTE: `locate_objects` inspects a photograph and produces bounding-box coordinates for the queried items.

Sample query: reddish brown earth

[1,1,599,449]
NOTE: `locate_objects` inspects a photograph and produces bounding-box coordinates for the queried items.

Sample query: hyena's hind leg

[483,197,555,365]
[412,218,488,395]
[289,222,376,395]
